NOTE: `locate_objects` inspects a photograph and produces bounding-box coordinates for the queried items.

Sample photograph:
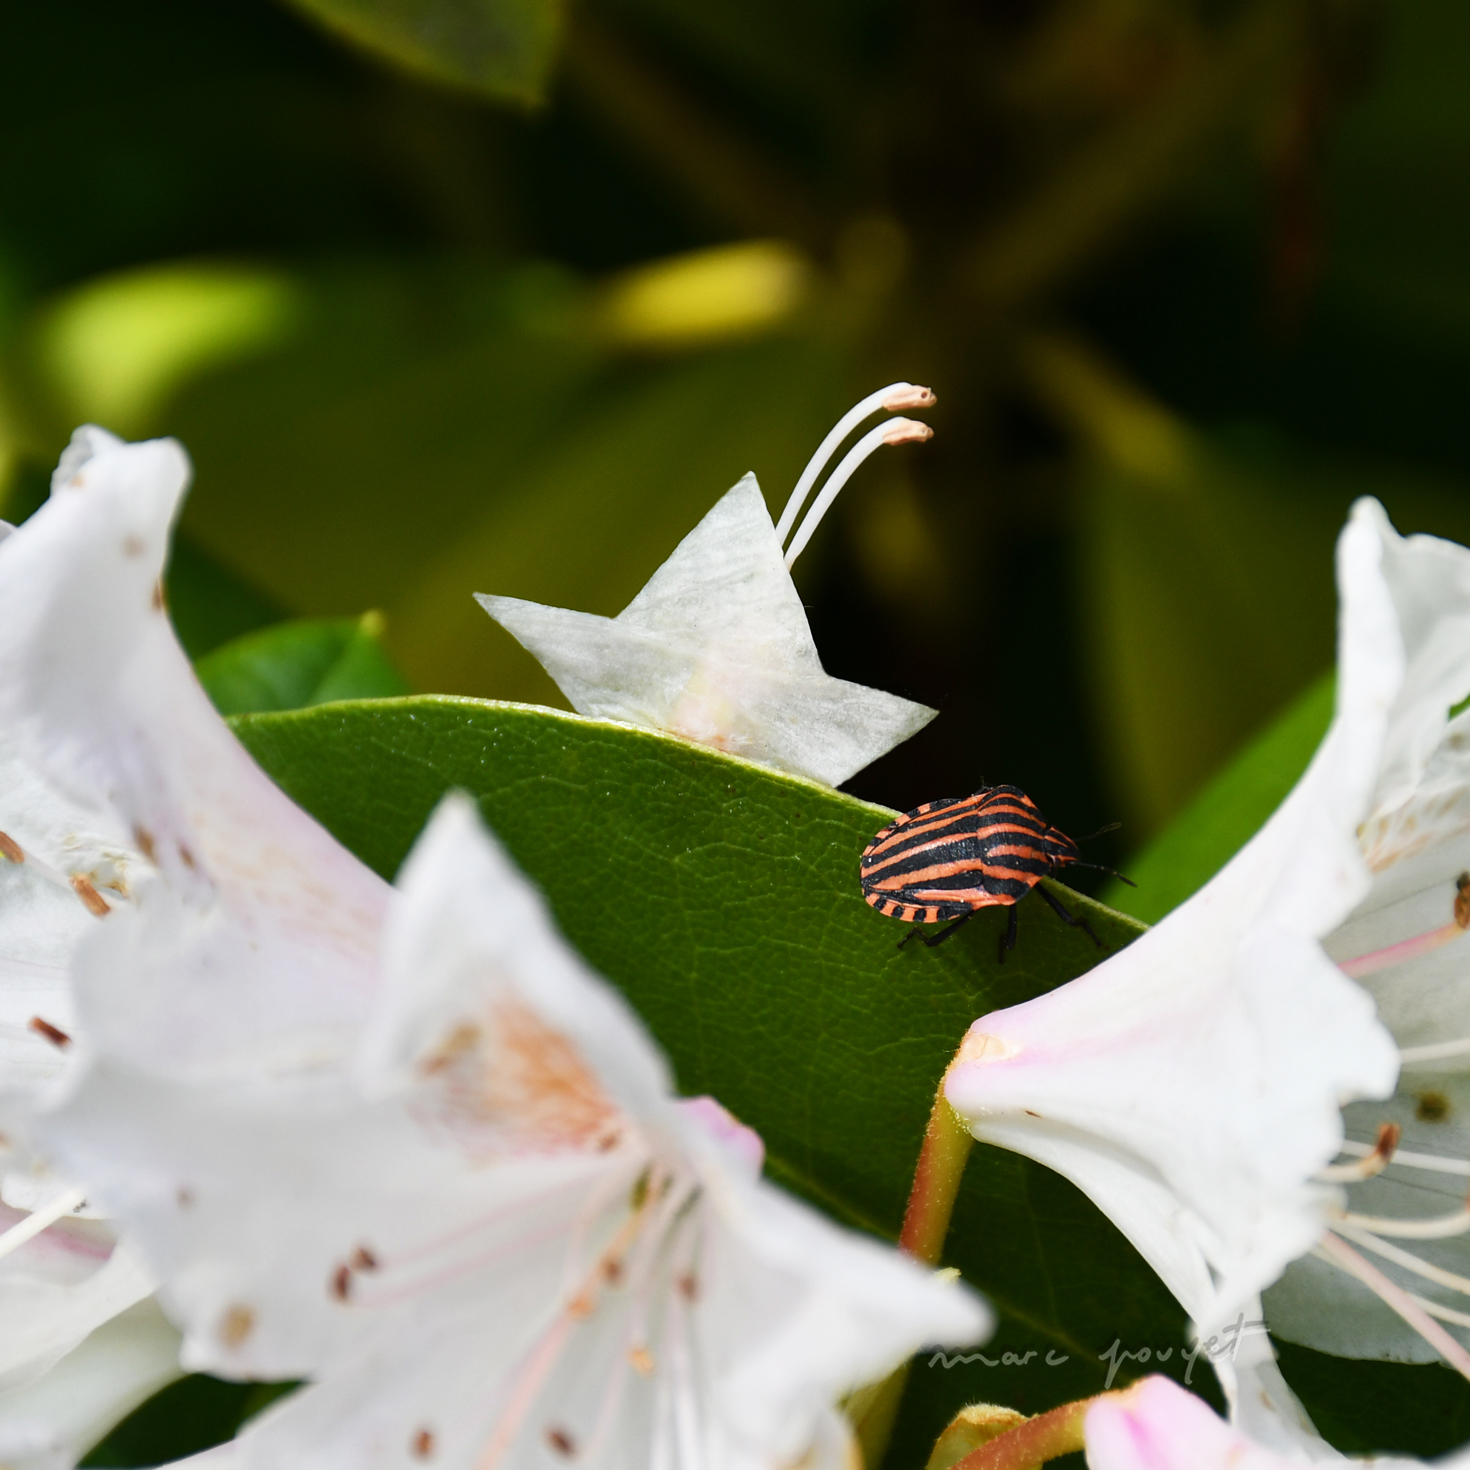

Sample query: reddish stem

[900,1070,975,1265]
[949,1397,1095,1470]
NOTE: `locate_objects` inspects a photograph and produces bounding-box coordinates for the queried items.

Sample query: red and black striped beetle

[859,785,1132,961]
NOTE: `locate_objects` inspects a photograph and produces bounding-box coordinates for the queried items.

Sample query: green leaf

[1101,671,1334,923]
[282,0,562,105]
[195,614,409,716]
[230,696,1215,1456]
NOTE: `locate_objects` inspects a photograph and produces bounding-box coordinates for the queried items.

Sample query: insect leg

[997,903,1018,964]
[901,910,977,950]
[1036,883,1102,947]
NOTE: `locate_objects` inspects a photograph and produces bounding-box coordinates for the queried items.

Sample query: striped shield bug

[859,785,1134,961]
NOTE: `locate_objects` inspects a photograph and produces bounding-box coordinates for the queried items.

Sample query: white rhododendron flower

[1264,511,1470,1364]
[478,385,938,787]
[0,425,396,1464]
[943,498,1470,1392]
[43,794,989,1470]
[944,499,1413,1339]
[1082,1374,1457,1470]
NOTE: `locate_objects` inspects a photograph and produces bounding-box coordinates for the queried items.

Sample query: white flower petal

[0,1297,181,1470]
[944,501,1408,1333]
[45,795,986,1470]
[0,427,391,1080]
[479,476,935,787]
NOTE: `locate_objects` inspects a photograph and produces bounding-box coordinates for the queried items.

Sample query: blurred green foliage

[6,0,1470,1458]
[195,613,410,714]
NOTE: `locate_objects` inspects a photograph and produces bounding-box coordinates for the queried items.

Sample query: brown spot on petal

[411,1429,435,1459]
[134,827,157,863]
[151,580,166,612]
[1455,873,1470,930]
[602,1257,624,1286]
[330,1264,353,1300]
[0,832,23,863]
[219,1304,255,1348]
[351,1245,379,1271]
[677,1272,699,1301]
[1418,1091,1452,1123]
[629,1346,655,1376]
[122,535,145,557]
[179,845,197,871]
[177,1187,195,1208]
[70,875,110,917]
[546,1428,577,1457]
[28,1017,71,1049]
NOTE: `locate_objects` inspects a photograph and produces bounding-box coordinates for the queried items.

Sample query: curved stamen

[774,384,935,547]
[1341,922,1468,979]
[1336,1220,1470,1300]
[1400,1035,1470,1064]
[1337,1138,1470,1176]
[1341,872,1470,980]
[0,1185,87,1264]
[1317,1123,1400,1182]
[784,419,933,568]
[1315,1231,1470,1384]
[1339,1188,1470,1239]
[1410,1294,1470,1330]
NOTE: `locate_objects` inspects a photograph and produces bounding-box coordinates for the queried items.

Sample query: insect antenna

[1065,860,1137,888]
[1074,821,1122,843]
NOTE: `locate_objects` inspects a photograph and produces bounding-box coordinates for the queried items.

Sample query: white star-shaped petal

[478,387,941,788]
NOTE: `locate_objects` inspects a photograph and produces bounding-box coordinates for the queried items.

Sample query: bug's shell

[859,785,1080,924]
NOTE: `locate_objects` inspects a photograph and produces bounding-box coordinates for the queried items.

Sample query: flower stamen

[783,419,934,569]
[0,1185,87,1264]
[774,384,936,549]
[1336,1221,1470,1300]
[1339,873,1470,980]
[1315,1231,1470,1384]
[1316,1123,1400,1182]
[1338,1184,1470,1239]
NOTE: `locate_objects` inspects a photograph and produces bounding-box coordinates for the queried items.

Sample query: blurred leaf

[595,240,813,350]
[1101,670,1333,921]
[229,696,1219,1458]
[282,0,562,105]
[35,262,302,438]
[165,534,287,663]
[83,1375,297,1468]
[1326,0,1470,340]
[385,333,849,698]
[195,613,409,715]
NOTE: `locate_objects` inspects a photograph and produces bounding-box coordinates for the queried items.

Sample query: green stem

[851,1069,976,1469]
[949,1397,1095,1470]
[900,1069,975,1266]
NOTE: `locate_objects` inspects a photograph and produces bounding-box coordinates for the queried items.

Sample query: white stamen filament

[1338,1198,1470,1239]
[773,383,935,547]
[784,419,934,569]
[475,1165,669,1470]
[1338,1138,1470,1176]
[1316,1123,1400,1182]
[1411,1294,1470,1329]
[1400,1035,1470,1064]
[1335,1220,1470,1299]
[1316,1231,1470,1384]
[0,1185,87,1264]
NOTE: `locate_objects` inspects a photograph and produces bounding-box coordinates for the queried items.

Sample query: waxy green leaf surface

[231,696,1206,1448]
